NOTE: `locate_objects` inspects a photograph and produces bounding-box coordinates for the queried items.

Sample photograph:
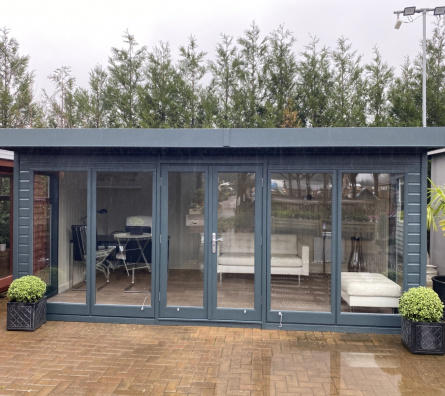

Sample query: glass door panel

[95,171,153,307]
[340,173,404,315]
[33,173,60,298]
[34,172,89,304]
[166,171,205,308]
[216,172,256,309]
[159,168,207,319]
[211,167,261,322]
[268,172,334,324]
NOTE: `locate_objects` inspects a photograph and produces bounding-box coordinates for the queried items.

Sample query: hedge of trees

[1,21,445,129]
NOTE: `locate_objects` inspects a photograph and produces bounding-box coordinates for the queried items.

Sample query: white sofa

[341,272,402,309]
[217,233,309,284]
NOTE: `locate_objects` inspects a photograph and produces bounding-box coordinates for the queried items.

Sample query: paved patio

[0,299,444,395]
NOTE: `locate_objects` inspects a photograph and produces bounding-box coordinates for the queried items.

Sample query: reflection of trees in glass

[270,174,332,233]
[218,173,255,232]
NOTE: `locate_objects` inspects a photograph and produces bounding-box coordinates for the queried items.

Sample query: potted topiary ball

[399,286,445,354]
[6,275,47,331]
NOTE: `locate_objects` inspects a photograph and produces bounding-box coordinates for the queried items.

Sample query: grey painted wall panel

[406,168,422,288]
[406,203,420,213]
[407,183,421,193]
[407,234,420,243]
[18,165,32,278]
[407,244,421,253]
[407,224,421,233]
[407,253,420,263]
[406,274,420,284]
[407,193,421,203]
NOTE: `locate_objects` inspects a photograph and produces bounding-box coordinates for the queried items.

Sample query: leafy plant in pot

[399,286,445,354]
[6,275,47,331]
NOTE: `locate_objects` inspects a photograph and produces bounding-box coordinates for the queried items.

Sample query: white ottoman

[341,272,402,308]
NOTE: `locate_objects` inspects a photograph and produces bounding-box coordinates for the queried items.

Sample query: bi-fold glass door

[159,165,262,322]
[266,171,336,325]
[36,168,157,318]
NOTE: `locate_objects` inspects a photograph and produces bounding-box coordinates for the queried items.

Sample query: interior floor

[49,268,393,314]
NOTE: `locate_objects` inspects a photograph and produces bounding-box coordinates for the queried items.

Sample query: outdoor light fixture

[434,6,445,15]
[394,5,445,127]
[403,6,416,16]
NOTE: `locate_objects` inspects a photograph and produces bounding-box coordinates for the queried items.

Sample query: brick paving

[0,299,444,395]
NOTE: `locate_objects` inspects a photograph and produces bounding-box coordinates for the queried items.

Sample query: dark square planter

[7,297,47,331]
[401,316,445,355]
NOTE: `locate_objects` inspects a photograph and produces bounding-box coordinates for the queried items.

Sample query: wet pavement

[0,300,444,395]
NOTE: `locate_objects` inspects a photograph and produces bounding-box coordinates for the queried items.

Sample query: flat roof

[0,127,445,150]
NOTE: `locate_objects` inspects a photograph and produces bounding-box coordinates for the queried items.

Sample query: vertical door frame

[209,164,263,322]
[265,168,337,325]
[158,164,209,320]
[90,165,157,318]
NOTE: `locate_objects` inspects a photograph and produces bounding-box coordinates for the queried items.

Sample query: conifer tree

[43,66,79,128]
[330,37,366,127]
[0,28,36,128]
[424,20,445,126]
[86,66,109,128]
[389,57,421,126]
[107,30,146,127]
[295,37,333,127]
[264,26,298,127]
[139,42,183,128]
[178,36,206,127]
[209,34,241,128]
[237,22,268,127]
[365,47,393,126]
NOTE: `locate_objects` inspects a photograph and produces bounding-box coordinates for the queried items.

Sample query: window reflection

[270,173,332,312]
[217,172,256,309]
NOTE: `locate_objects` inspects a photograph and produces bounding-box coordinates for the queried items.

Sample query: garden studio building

[1,127,444,333]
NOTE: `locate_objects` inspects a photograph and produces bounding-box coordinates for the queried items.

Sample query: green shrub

[7,275,47,303]
[399,286,444,322]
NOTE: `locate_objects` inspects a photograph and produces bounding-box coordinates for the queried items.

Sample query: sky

[2,0,445,97]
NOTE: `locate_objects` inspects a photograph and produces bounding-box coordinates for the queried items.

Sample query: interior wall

[96,172,153,236]
[58,172,87,291]
[168,172,203,269]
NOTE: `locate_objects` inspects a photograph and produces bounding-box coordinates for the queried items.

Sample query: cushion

[271,254,302,268]
[341,272,401,298]
[218,253,254,267]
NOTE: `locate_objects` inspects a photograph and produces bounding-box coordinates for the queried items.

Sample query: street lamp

[394,6,445,128]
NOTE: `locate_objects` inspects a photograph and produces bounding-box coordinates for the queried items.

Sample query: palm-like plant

[427,179,445,233]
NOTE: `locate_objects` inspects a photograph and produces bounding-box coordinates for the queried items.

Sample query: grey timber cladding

[18,167,32,278]
[406,171,422,287]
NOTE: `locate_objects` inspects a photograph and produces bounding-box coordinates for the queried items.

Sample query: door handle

[211,232,223,254]
[212,232,217,253]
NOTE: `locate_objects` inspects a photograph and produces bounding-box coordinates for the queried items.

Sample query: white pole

[422,9,427,128]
